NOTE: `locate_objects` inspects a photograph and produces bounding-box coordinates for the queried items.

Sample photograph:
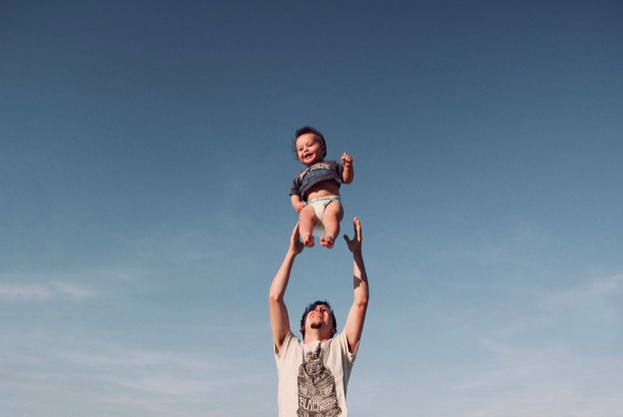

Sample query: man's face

[304,304,335,336]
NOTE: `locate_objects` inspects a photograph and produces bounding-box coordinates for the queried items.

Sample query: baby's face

[296,133,325,166]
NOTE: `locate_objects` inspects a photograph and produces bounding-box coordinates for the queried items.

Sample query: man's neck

[304,330,333,344]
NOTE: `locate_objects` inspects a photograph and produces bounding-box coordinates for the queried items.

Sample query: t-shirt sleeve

[333,160,344,180]
[338,331,358,363]
[289,176,301,196]
[275,331,294,360]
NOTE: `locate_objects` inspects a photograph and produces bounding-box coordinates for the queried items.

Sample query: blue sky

[1,0,622,416]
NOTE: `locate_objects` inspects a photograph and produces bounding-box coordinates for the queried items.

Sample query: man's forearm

[343,249,369,353]
[352,252,369,305]
[269,250,297,302]
[269,249,298,351]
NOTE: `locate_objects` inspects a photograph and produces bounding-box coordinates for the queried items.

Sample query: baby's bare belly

[306,180,341,201]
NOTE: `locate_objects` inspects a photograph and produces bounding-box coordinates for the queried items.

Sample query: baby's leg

[299,205,317,248]
[320,201,344,249]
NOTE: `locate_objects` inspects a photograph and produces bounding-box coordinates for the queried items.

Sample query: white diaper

[307,195,341,233]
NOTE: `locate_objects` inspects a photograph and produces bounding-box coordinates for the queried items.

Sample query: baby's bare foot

[320,235,334,249]
[303,235,315,248]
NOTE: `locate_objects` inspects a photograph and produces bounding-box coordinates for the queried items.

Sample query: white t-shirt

[274,331,358,417]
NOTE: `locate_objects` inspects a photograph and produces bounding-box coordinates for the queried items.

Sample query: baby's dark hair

[291,126,327,160]
[299,300,337,338]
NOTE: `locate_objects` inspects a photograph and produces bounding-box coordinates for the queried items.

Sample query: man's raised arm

[343,217,370,353]
[269,223,303,353]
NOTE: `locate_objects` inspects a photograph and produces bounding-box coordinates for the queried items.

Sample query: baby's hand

[341,152,353,167]
[295,202,306,213]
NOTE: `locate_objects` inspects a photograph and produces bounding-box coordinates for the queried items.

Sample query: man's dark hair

[292,126,327,160]
[299,300,337,337]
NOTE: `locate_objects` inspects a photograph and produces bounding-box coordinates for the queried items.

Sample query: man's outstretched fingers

[353,217,361,241]
[343,217,362,253]
[290,222,304,254]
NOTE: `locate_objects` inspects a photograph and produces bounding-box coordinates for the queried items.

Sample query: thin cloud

[114,376,223,396]
[438,273,623,416]
[0,281,96,301]
[451,340,623,417]
[0,337,253,417]
[64,349,216,371]
[0,284,52,300]
[0,266,147,301]
[52,281,95,299]
[539,273,623,322]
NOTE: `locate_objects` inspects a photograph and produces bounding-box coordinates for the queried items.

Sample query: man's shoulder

[276,331,302,357]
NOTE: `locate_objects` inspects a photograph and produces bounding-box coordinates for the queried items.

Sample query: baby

[289,126,354,249]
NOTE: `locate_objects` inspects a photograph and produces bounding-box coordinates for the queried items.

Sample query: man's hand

[343,217,362,255]
[289,222,304,255]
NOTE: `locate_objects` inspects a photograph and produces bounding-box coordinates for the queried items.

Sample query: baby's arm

[341,153,354,184]
[291,194,306,213]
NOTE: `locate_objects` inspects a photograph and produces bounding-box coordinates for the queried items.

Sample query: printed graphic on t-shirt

[299,162,334,190]
[297,344,341,417]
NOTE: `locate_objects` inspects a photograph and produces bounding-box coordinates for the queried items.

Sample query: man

[269,217,369,417]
